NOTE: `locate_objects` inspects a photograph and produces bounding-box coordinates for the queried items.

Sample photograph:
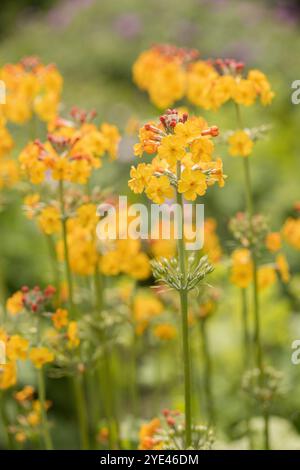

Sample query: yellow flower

[52,308,68,330]
[203,218,223,263]
[99,251,121,276]
[6,291,24,316]
[7,335,29,361]
[190,137,214,163]
[174,117,207,145]
[258,266,276,290]
[282,217,300,250]
[248,69,274,105]
[0,125,14,157]
[276,254,290,283]
[23,193,40,219]
[145,175,174,204]
[0,158,19,189]
[265,232,281,252]
[230,248,253,289]
[52,158,71,181]
[100,122,120,159]
[178,168,207,201]
[38,206,61,235]
[139,418,162,450]
[15,431,27,443]
[76,203,98,230]
[29,347,54,369]
[228,130,254,157]
[154,324,177,341]
[69,159,92,184]
[14,385,35,402]
[232,79,256,106]
[126,252,151,280]
[157,135,185,166]
[67,321,80,348]
[0,361,17,390]
[27,411,41,427]
[128,163,153,194]
[133,294,163,335]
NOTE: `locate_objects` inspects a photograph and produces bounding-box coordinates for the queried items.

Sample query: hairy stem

[176,161,192,448]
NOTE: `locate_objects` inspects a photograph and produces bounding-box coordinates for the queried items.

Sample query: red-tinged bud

[182,112,188,123]
[31,304,38,312]
[162,409,170,417]
[201,126,219,137]
[166,417,176,426]
[170,120,176,128]
[236,62,245,72]
[34,286,40,292]
[90,109,97,120]
[44,285,56,297]
[21,286,29,293]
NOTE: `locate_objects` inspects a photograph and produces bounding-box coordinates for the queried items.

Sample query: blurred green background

[1,0,300,286]
[1,0,300,449]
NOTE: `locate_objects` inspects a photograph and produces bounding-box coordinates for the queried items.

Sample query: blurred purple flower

[47,0,95,29]
[113,13,142,40]
[275,2,300,24]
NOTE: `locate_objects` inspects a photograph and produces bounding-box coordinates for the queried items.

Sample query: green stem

[38,369,53,450]
[235,103,269,449]
[130,328,138,417]
[58,180,75,315]
[241,288,250,369]
[72,376,90,450]
[46,235,60,303]
[176,161,192,448]
[263,409,270,450]
[94,269,119,449]
[200,318,215,425]
[0,391,14,449]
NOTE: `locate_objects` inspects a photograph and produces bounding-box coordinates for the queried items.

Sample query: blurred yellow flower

[228,130,254,157]
[29,347,54,369]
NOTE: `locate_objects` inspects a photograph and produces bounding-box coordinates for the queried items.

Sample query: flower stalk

[37,369,53,450]
[176,161,192,448]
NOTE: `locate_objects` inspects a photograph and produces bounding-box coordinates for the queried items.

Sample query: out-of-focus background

[1,0,300,449]
[1,0,300,287]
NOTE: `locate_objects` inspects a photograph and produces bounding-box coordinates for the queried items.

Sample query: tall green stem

[200,318,215,425]
[241,288,250,369]
[73,376,90,449]
[176,161,192,448]
[38,369,53,450]
[0,391,14,449]
[46,235,60,304]
[94,268,119,449]
[58,179,75,315]
[235,103,269,449]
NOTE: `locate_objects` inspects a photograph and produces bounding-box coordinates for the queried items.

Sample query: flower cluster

[229,214,290,290]
[283,213,300,250]
[19,109,120,185]
[139,410,214,450]
[133,45,274,110]
[1,56,63,123]
[129,109,225,203]
[9,386,51,444]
